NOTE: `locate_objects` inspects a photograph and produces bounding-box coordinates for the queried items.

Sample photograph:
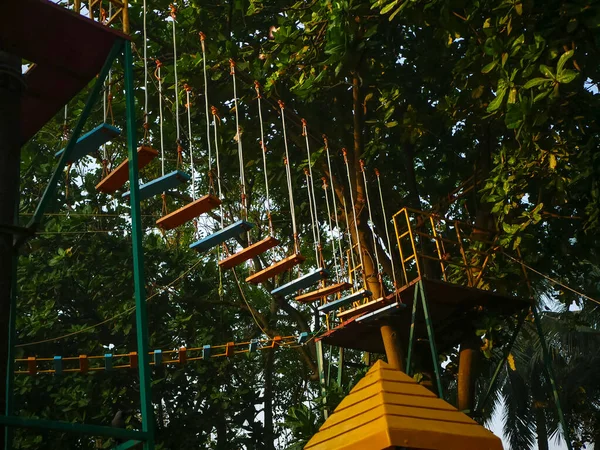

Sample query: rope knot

[359,159,365,171]
[342,148,348,160]
[254,80,262,97]
[184,83,192,92]
[278,100,285,109]
[301,118,307,136]
[229,59,236,74]
[259,140,267,152]
[210,106,220,122]
[304,167,310,176]
[283,157,288,166]
[322,176,328,188]
[374,168,380,177]
[199,31,206,41]
[170,4,177,19]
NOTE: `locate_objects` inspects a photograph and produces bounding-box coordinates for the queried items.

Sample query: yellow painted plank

[305,417,391,450]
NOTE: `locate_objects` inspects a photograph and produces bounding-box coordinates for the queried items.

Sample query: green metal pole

[418,281,444,400]
[337,347,344,386]
[532,305,573,450]
[123,41,155,450]
[405,282,420,376]
[315,340,328,419]
[4,253,17,450]
[476,310,527,416]
[27,40,124,230]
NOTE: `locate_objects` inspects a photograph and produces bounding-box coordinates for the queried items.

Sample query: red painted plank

[156,194,221,230]
[96,146,158,194]
[219,236,280,270]
[1,0,129,144]
[295,282,352,303]
[246,254,305,284]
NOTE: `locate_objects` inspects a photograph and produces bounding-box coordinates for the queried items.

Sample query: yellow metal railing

[74,0,130,33]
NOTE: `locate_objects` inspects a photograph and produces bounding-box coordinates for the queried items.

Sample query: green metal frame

[3,39,155,450]
[405,279,444,400]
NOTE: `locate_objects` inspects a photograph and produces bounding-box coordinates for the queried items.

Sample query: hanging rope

[279,101,299,254]
[199,32,213,194]
[142,0,149,143]
[342,148,365,285]
[360,160,382,289]
[185,84,196,201]
[255,81,273,235]
[302,119,323,266]
[170,5,182,168]
[375,168,399,295]
[211,106,224,230]
[322,177,342,283]
[154,60,165,178]
[230,59,248,223]
[304,168,319,263]
[323,136,349,278]
[342,196,357,285]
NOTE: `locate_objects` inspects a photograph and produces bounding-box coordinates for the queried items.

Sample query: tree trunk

[457,334,480,412]
[535,405,549,450]
[0,51,22,448]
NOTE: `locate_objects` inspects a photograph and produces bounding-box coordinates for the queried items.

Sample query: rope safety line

[375,168,399,295]
[255,81,273,235]
[142,0,149,142]
[323,136,347,279]
[322,177,342,283]
[279,101,299,254]
[342,149,365,286]
[360,160,382,288]
[199,32,213,194]
[302,119,323,267]
[170,5,183,168]
[211,106,224,230]
[342,196,357,286]
[230,60,248,225]
[155,60,165,178]
[304,168,319,263]
[185,84,196,200]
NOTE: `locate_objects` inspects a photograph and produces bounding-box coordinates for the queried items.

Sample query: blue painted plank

[189,220,255,252]
[297,332,309,345]
[318,289,372,314]
[104,354,113,371]
[202,345,211,359]
[55,123,121,163]
[53,356,62,375]
[122,170,191,201]
[249,339,259,352]
[153,350,162,366]
[270,268,329,297]
[355,302,406,323]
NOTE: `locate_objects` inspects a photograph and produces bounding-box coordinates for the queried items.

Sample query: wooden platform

[271,268,329,297]
[218,236,280,270]
[337,296,391,321]
[96,146,158,194]
[122,170,190,201]
[319,277,530,354]
[246,254,305,284]
[156,194,221,230]
[55,123,120,163]
[1,0,130,145]
[295,282,352,303]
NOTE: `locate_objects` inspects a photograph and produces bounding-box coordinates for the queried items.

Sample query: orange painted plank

[337,296,392,322]
[156,194,221,230]
[246,254,305,284]
[219,236,280,270]
[295,282,352,303]
[96,146,158,194]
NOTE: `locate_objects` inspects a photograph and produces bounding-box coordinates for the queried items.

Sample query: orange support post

[79,355,89,374]
[272,336,282,348]
[178,347,187,365]
[225,342,235,357]
[27,357,36,376]
[129,352,138,369]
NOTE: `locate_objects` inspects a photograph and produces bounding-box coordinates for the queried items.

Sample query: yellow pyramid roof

[305,360,503,450]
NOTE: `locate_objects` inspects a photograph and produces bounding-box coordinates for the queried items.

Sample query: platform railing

[73,0,130,33]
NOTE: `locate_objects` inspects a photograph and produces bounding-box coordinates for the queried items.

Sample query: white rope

[230,60,247,222]
[157,63,165,177]
[186,88,196,200]
[360,160,381,274]
[376,169,398,292]
[255,82,272,235]
[279,102,298,254]
[322,177,341,283]
[302,121,321,253]
[342,196,357,286]
[324,137,348,278]
[343,149,365,283]
[212,109,224,229]
[199,33,213,193]
[305,169,319,262]
[171,9,180,142]
[143,0,148,130]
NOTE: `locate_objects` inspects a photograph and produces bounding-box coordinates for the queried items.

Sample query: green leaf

[487,83,508,112]
[379,0,399,15]
[515,3,523,15]
[481,60,498,74]
[388,1,408,21]
[558,70,578,84]
[557,49,574,74]
[523,77,551,89]
[539,65,555,79]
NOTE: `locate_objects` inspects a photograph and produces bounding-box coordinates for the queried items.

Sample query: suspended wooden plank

[218,236,280,270]
[355,302,406,323]
[96,146,158,194]
[189,220,254,253]
[122,170,190,202]
[156,194,221,230]
[55,123,121,164]
[337,296,392,322]
[271,268,329,297]
[295,282,352,303]
[246,254,306,285]
[318,289,372,314]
